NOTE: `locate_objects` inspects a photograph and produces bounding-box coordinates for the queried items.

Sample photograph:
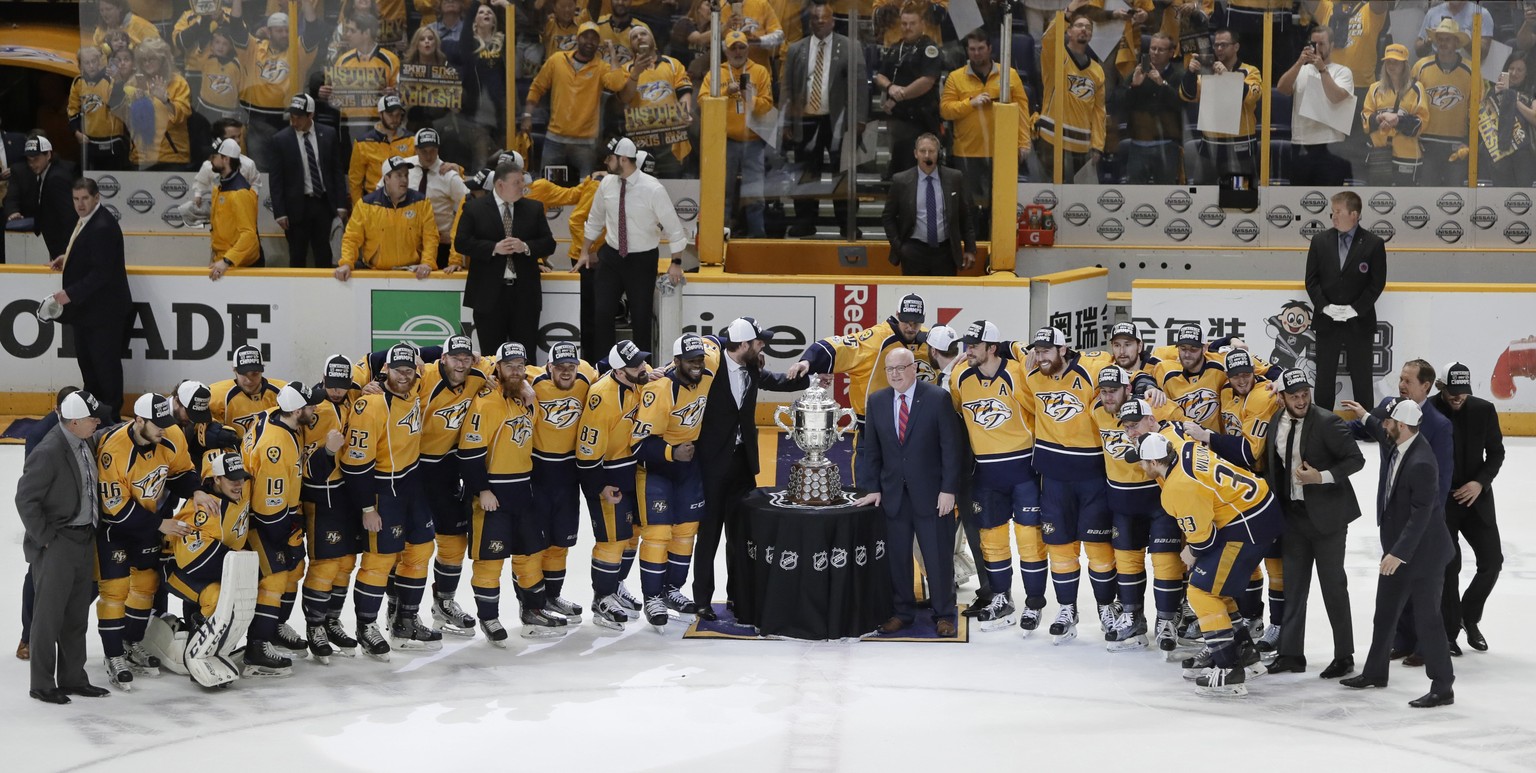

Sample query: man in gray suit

[855,348,963,637]
[15,391,111,704]
[781,0,866,238]
[1263,370,1365,679]
[1342,398,1455,708]
[881,134,976,276]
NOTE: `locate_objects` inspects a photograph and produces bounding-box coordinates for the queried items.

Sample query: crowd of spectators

[27,0,1536,243]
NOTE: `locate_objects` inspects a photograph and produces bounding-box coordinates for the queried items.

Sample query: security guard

[872,5,943,179]
[336,156,438,282]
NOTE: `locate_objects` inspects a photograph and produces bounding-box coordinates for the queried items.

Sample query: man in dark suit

[0,124,28,263]
[1341,398,1455,709]
[881,133,976,276]
[780,0,866,238]
[1263,370,1366,679]
[4,137,78,262]
[46,178,132,420]
[1304,190,1387,409]
[454,159,556,355]
[855,347,963,637]
[268,95,349,268]
[1431,362,1505,653]
[15,391,111,704]
[691,317,809,620]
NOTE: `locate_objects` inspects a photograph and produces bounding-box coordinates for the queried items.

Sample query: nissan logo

[1097,189,1125,212]
[1232,219,1260,242]
[545,205,562,221]
[1164,190,1193,212]
[127,190,155,214]
[161,206,186,229]
[1471,206,1498,230]
[161,176,190,199]
[1505,221,1532,244]
[1505,192,1532,216]
[1097,218,1125,240]
[674,198,699,222]
[1300,191,1328,213]
[1369,220,1396,242]
[1198,205,1226,227]
[1130,204,1158,227]
[1369,192,1396,214]
[1402,206,1430,229]
[1064,204,1093,226]
[104,204,122,221]
[97,175,120,198]
[1437,192,1465,215]
[1164,218,1191,241]
[1436,221,1464,243]
[1034,190,1059,209]
[1266,205,1294,228]
[1299,219,1326,240]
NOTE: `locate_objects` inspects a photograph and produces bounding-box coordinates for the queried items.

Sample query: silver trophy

[774,375,858,506]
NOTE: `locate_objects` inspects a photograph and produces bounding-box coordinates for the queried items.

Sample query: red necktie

[618,177,629,257]
[898,393,909,443]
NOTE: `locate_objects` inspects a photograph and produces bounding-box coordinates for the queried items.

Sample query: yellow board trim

[1033,266,1109,285]
[1132,279,1536,293]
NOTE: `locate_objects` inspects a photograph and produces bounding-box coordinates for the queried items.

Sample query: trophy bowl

[774,375,857,505]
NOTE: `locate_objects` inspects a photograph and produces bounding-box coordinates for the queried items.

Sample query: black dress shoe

[1339,675,1388,689]
[1389,648,1409,660]
[1464,622,1488,651]
[695,605,719,622]
[1409,691,1454,708]
[961,594,992,618]
[1403,653,1425,667]
[29,688,70,705]
[1266,656,1307,674]
[1448,639,1463,657]
[1320,657,1355,679]
[63,683,110,698]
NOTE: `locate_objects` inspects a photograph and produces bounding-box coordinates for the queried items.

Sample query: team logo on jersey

[433,401,471,431]
[539,397,583,430]
[505,414,534,446]
[193,509,209,526]
[670,397,707,429]
[206,73,234,94]
[1174,388,1219,425]
[1426,85,1464,111]
[100,452,113,469]
[1066,74,1096,99]
[132,465,171,503]
[587,393,602,411]
[854,546,867,566]
[326,530,342,544]
[642,391,656,407]
[1035,391,1085,422]
[1221,410,1243,436]
[266,446,282,463]
[1100,428,1133,460]
[398,402,423,433]
[260,57,290,83]
[831,548,848,568]
[638,80,675,102]
[81,93,103,113]
[354,399,370,414]
[962,398,1014,430]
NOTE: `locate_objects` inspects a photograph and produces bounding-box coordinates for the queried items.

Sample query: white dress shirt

[892,382,917,439]
[1385,432,1417,504]
[491,189,527,279]
[1291,62,1356,146]
[911,166,948,245]
[192,154,261,205]
[583,169,689,255]
[804,34,834,117]
[724,353,749,445]
[296,128,323,196]
[1274,412,1334,501]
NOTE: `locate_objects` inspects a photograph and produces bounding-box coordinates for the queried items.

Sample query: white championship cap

[1388,398,1422,427]
[925,325,959,352]
[60,392,98,421]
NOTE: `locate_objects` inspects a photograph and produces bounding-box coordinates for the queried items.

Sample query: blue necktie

[925,175,938,246]
[1339,232,1352,267]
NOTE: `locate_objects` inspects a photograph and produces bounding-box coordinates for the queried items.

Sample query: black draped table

[731,488,893,639]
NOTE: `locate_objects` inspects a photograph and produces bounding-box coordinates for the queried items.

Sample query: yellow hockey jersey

[244,409,305,529]
[1411,54,1473,141]
[1093,398,1189,511]
[98,423,198,532]
[209,376,287,436]
[1153,358,1229,434]
[948,359,1034,476]
[635,359,716,465]
[1159,441,1274,554]
[301,397,349,508]
[1217,380,1278,472]
[1039,17,1106,153]
[529,361,600,459]
[330,47,402,124]
[195,54,244,114]
[342,389,425,504]
[169,487,250,575]
[1363,78,1429,161]
[68,73,126,139]
[527,50,610,140]
[799,319,931,419]
[417,360,494,461]
[576,371,646,492]
[460,386,537,488]
[1023,349,1114,480]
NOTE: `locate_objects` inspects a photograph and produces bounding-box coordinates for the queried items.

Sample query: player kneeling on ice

[148,452,264,686]
[1132,433,1282,697]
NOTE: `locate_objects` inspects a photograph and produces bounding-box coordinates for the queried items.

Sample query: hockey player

[97,394,205,690]
[577,340,654,630]
[1150,324,1230,434]
[299,356,361,659]
[1021,326,1117,643]
[526,342,600,624]
[210,344,288,435]
[1134,432,1282,697]
[632,334,717,629]
[343,343,441,659]
[786,293,933,439]
[171,380,243,475]
[244,382,327,670]
[1093,371,1190,652]
[950,320,1046,633]
[461,342,567,644]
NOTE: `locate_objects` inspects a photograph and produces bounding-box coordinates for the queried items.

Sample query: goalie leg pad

[184,552,259,687]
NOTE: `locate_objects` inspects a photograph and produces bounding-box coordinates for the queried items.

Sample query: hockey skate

[274,623,310,658]
[615,585,643,617]
[241,640,294,678]
[104,655,134,692]
[432,595,477,638]
[643,596,670,632]
[1155,617,1182,659]
[545,596,584,624]
[974,594,1017,632]
[1238,642,1266,679]
[520,608,570,639]
[1243,616,1265,642]
[1050,604,1079,645]
[391,614,444,651]
[481,618,510,648]
[1097,602,1121,635]
[663,588,700,619]
[1255,624,1281,661]
[1195,665,1247,697]
[325,616,359,657]
[962,594,991,618]
[1018,608,1043,638]
[125,641,163,676]
[592,594,628,632]
[1105,610,1149,653]
[306,625,334,665]
[1181,646,1214,680]
[356,622,393,662]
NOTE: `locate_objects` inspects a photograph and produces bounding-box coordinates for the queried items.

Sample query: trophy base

[786,462,844,506]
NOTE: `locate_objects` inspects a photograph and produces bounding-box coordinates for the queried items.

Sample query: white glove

[1324,304,1357,322]
[35,295,62,322]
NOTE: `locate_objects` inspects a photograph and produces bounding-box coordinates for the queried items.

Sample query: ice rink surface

[1,440,1532,772]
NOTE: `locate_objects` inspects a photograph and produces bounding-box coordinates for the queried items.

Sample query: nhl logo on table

[831,548,847,568]
[854,546,867,566]
[813,551,828,571]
